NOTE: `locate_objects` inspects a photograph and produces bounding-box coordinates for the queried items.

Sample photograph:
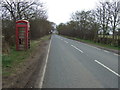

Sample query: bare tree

[57,0,119,47]
[109,0,120,44]
[2,0,47,21]
[96,1,111,39]
[1,0,51,46]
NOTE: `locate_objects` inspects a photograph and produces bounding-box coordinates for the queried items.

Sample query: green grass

[62,35,120,50]
[2,40,38,76]
[2,35,51,76]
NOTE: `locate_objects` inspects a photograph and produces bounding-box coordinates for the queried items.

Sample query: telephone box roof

[16,20,29,23]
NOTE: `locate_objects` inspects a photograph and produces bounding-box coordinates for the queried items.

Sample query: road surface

[42,35,119,88]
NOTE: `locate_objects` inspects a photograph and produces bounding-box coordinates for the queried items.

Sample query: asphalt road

[42,35,119,88]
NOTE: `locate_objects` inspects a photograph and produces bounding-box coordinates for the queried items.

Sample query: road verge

[2,35,51,88]
[61,35,119,55]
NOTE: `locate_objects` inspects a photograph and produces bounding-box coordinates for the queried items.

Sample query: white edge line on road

[96,48,101,50]
[89,46,101,50]
[39,37,52,88]
[94,60,120,77]
[71,45,83,53]
[103,50,109,53]
[64,41,68,43]
[114,53,119,56]
[75,40,101,51]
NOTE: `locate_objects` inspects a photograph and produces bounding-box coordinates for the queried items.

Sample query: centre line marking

[95,60,120,77]
[71,45,83,53]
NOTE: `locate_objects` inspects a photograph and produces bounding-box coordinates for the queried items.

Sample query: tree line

[1,0,53,50]
[57,0,120,47]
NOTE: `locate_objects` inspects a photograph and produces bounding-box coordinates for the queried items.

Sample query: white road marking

[64,41,68,43]
[39,37,52,88]
[89,46,101,50]
[114,53,119,56]
[96,48,101,50]
[75,41,101,51]
[95,60,120,77]
[104,50,109,53]
[71,45,83,53]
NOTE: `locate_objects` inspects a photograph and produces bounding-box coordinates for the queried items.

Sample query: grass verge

[62,35,120,50]
[2,35,51,76]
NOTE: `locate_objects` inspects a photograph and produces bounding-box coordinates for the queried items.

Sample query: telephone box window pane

[18,27,25,31]
[19,39,25,45]
[18,27,25,38]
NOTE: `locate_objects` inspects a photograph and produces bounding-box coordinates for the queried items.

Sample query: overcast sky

[40,0,102,25]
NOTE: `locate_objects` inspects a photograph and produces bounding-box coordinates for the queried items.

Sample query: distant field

[98,35,120,39]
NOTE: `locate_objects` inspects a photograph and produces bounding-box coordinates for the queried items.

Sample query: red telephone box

[16,20,30,50]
